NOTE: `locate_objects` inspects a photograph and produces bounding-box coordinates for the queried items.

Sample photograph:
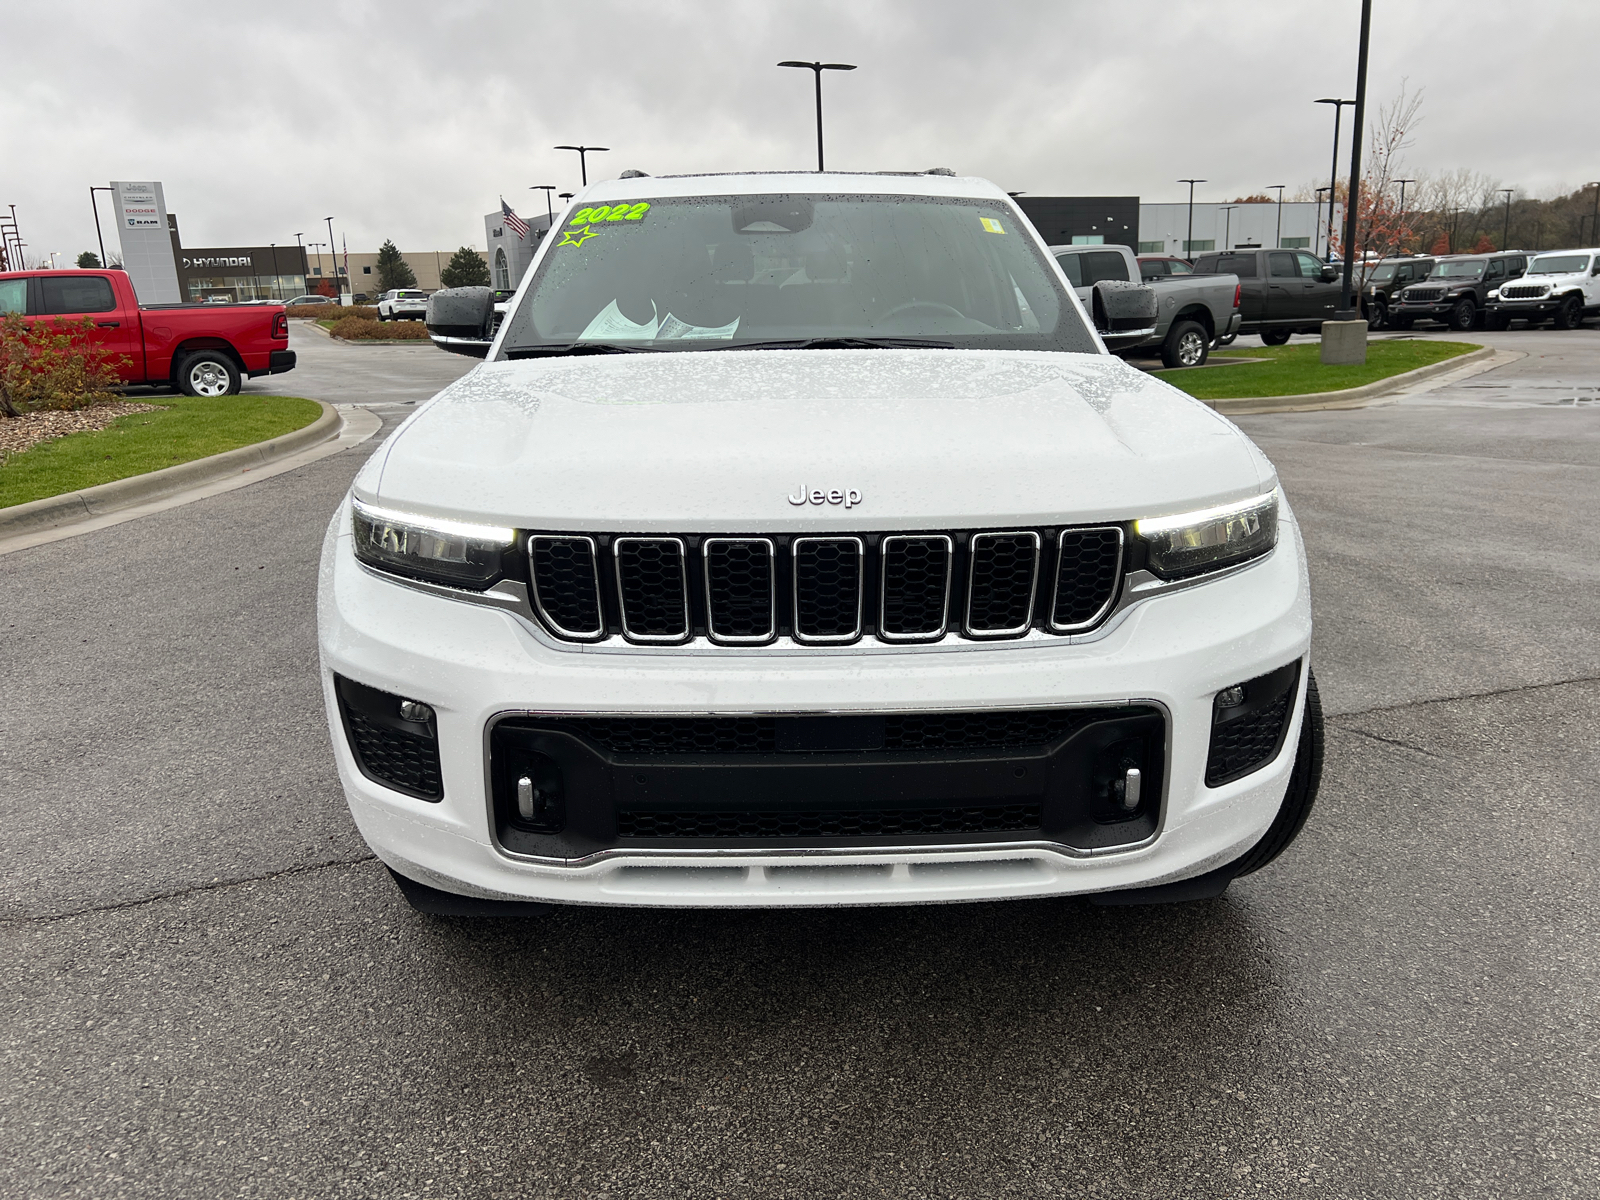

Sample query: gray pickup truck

[1051,243,1241,368]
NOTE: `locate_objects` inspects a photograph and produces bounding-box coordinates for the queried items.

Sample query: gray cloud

[4,0,1595,266]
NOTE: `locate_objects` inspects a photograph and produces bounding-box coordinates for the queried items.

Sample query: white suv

[319,172,1320,915]
[1487,248,1600,329]
[376,289,429,321]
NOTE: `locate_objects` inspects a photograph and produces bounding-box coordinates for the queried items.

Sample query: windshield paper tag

[980,217,1005,235]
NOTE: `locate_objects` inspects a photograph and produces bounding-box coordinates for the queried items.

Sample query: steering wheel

[875,300,966,322]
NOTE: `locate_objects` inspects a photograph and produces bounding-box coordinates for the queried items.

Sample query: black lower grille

[535,708,1110,757]
[336,676,443,801]
[1206,661,1301,786]
[619,803,1042,839]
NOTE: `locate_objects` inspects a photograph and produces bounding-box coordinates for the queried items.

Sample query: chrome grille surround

[878,534,954,643]
[528,535,605,642]
[791,536,865,644]
[964,531,1041,638]
[1049,526,1125,633]
[613,536,691,644]
[702,537,777,645]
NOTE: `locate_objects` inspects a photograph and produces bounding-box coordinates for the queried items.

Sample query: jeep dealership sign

[111,180,182,305]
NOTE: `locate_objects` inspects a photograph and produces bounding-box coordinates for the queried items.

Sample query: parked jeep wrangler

[1361,256,1434,330]
[1390,252,1527,331]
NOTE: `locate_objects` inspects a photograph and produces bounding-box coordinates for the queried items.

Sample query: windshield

[1528,254,1591,275]
[1433,260,1486,278]
[497,193,1094,355]
[1369,264,1397,282]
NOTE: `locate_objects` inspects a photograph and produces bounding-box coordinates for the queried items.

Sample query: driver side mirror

[1320,265,1340,282]
[1090,280,1157,351]
[425,286,495,358]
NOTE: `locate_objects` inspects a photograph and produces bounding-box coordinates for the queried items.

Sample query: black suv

[1361,256,1434,329]
[1390,253,1527,330]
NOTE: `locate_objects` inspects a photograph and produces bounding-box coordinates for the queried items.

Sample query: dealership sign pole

[110,181,182,304]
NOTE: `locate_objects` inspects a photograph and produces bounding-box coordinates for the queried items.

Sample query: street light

[554,145,609,187]
[531,184,558,227]
[1267,185,1286,248]
[1584,182,1600,246]
[1177,179,1206,259]
[89,186,113,268]
[1334,0,1373,317]
[1497,188,1513,250]
[310,241,327,292]
[324,217,340,298]
[777,60,857,171]
[295,232,306,292]
[1391,179,1415,253]
[1315,97,1354,262]
[1219,205,1238,251]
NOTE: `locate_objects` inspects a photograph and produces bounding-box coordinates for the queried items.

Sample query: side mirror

[1320,265,1340,282]
[1090,280,1157,350]
[425,286,495,357]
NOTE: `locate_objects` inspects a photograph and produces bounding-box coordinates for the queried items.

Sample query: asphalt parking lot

[3,322,1597,1198]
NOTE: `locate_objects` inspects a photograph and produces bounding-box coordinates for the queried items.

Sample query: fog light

[399,700,433,722]
[1215,686,1245,709]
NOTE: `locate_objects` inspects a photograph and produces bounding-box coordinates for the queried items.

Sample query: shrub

[329,316,430,341]
[0,314,128,418]
[295,304,378,321]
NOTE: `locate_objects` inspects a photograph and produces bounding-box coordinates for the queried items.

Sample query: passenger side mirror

[425,286,495,358]
[1090,280,1157,351]
[1320,265,1340,282]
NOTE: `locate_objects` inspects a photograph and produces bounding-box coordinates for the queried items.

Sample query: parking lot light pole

[1268,185,1286,247]
[1315,97,1354,261]
[1587,183,1600,245]
[1336,0,1373,318]
[1178,179,1205,259]
[324,217,340,298]
[777,61,857,171]
[1219,205,1238,251]
[1314,188,1332,254]
[89,186,112,270]
[295,233,306,292]
[554,146,608,187]
[1497,188,1513,250]
[1391,180,1414,253]
[532,184,558,226]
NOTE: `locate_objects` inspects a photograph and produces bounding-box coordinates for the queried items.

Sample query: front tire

[1366,300,1387,330]
[176,351,241,397]
[1161,319,1210,369]
[1260,329,1293,346]
[1230,670,1325,877]
[1448,297,1476,331]
[1552,295,1584,330]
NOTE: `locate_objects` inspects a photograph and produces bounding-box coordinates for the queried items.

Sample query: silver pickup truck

[1052,244,1240,368]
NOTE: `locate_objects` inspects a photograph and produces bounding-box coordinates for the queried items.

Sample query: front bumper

[1392,300,1458,319]
[1486,299,1556,317]
[317,500,1313,907]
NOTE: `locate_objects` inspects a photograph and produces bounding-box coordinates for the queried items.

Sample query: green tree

[375,240,417,292]
[439,246,490,288]
[76,251,101,268]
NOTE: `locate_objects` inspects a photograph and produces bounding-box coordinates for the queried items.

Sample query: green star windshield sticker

[558,225,597,248]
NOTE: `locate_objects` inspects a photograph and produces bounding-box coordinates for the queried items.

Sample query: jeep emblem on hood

[789,485,862,509]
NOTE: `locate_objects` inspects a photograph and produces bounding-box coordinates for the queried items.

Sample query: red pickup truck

[0,269,295,396]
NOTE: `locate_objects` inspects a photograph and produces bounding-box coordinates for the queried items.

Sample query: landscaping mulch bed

[0,401,165,465]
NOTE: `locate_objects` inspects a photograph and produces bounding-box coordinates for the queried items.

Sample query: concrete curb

[0,401,341,538]
[1202,345,1493,415]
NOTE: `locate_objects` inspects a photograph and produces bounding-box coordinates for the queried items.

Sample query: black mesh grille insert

[705,539,774,641]
[794,538,862,640]
[1052,528,1123,629]
[619,803,1041,839]
[1207,693,1294,785]
[884,710,1098,751]
[967,533,1039,634]
[880,536,951,638]
[545,716,779,756]
[344,711,443,799]
[615,538,688,640]
[530,536,602,637]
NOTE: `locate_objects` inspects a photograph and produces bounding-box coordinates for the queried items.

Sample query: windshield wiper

[503,342,659,358]
[719,336,956,351]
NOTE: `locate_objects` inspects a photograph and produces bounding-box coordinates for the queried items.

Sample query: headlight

[1487,289,1500,300]
[1135,491,1279,580]
[351,499,514,590]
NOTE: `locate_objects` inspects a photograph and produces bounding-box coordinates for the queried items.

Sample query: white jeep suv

[376,289,429,321]
[318,171,1320,914]
[1487,248,1600,329]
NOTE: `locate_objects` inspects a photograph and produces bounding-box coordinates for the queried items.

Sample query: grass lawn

[0,394,322,509]
[1155,339,1479,401]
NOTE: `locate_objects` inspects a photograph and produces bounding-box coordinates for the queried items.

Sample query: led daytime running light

[351,499,514,545]
[1134,491,1278,538]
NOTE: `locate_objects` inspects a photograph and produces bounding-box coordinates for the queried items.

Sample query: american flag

[501,198,530,240]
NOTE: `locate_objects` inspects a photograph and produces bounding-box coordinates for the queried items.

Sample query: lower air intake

[619,803,1042,839]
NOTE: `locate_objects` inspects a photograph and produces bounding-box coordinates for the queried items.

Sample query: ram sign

[111,180,182,305]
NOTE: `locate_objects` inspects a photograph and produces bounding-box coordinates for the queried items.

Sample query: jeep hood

[360,349,1275,530]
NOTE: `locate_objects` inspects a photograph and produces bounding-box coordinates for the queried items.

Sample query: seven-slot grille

[1498,284,1547,300]
[1403,286,1445,302]
[525,526,1125,647]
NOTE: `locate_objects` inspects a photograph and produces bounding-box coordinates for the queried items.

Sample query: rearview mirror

[425,286,495,358]
[1320,265,1339,282]
[1090,280,1157,351]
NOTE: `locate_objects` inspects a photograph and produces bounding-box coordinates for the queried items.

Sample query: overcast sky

[4,0,1597,264]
